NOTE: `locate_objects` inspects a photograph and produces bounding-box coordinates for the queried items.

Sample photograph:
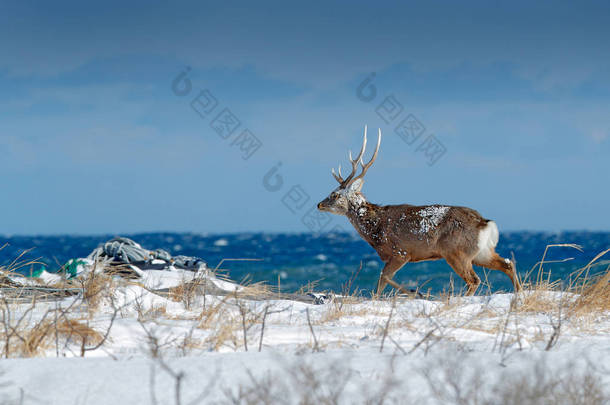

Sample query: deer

[317,126,521,296]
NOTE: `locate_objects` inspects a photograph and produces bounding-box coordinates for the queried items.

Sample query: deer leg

[376,256,409,296]
[444,253,480,296]
[474,252,521,292]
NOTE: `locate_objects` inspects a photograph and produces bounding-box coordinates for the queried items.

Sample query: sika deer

[317,127,520,296]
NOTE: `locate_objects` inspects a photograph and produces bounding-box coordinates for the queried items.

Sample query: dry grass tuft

[516,280,564,313]
[570,268,610,314]
[195,297,241,350]
[506,246,610,316]
[55,318,104,346]
[567,248,610,315]
[75,263,115,314]
[17,319,55,357]
[239,281,273,298]
[317,301,371,324]
[197,298,230,328]
[10,318,103,357]
[204,319,240,351]
[167,281,195,305]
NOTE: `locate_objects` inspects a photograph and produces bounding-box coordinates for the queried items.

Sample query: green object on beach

[22,259,87,279]
[64,259,87,279]
[30,266,44,278]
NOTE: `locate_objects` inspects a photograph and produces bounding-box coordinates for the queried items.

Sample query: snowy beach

[0,265,608,404]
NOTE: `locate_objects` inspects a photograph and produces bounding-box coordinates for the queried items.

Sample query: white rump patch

[474,221,499,262]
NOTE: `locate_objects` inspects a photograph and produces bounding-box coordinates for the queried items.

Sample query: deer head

[317,126,381,216]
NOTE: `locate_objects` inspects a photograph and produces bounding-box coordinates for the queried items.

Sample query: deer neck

[345,195,380,239]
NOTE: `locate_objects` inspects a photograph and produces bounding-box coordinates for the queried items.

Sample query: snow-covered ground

[0,273,608,404]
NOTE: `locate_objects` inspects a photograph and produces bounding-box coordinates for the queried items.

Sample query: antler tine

[331,166,344,183]
[342,126,368,185]
[352,128,381,183]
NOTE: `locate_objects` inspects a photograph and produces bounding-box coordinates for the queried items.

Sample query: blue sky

[1,1,609,234]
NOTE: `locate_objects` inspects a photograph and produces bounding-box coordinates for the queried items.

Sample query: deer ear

[348,178,364,192]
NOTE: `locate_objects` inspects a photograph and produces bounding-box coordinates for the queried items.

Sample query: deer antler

[352,128,381,183]
[331,126,369,185]
[331,126,381,186]
[331,165,344,183]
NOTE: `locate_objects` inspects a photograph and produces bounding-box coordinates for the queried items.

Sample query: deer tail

[474,220,499,262]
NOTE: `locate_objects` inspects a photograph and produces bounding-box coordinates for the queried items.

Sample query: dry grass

[295,279,322,296]
[2,313,104,358]
[147,304,169,318]
[41,260,117,315]
[0,244,43,278]
[440,245,610,319]
[0,255,123,358]
[239,281,274,298]
[516,280,564,313]
[314,285,370,324]
[203,319,241,351]
[166,272,273,313]
[572,269,610,312]
[14,318,54,357]
[198,303,241,351]
[79,266,115,313]
[317,302,370,324]
[195,297,241,350]
[568,248,610,315]
[197,298,232,328]
[512,246,608,313]
[167,281,195,304]
[55,318,104,346]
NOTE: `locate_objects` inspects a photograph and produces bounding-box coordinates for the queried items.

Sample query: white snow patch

[415,205,449,234]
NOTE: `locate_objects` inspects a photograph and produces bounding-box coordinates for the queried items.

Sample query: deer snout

[318,197,343,214]
[317,198,330,211]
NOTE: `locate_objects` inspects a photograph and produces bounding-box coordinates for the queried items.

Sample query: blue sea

[1,232,609,295]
